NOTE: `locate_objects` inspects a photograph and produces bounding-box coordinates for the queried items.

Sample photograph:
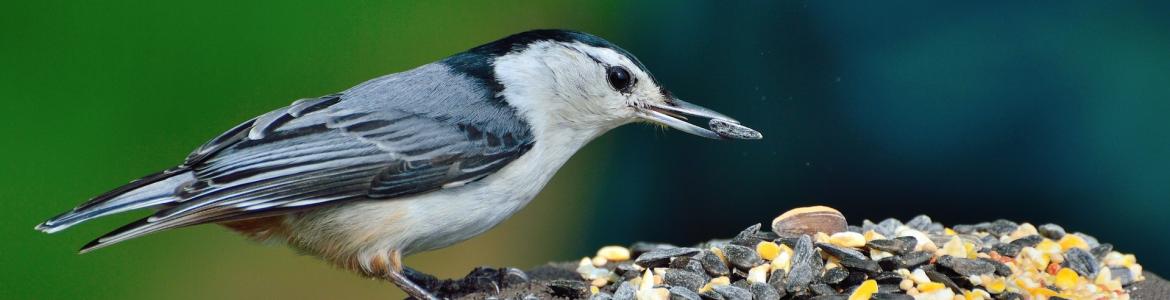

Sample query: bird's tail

[35,168,193,234]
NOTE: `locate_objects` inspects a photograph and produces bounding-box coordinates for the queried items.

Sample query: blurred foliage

[2,1,1167,299]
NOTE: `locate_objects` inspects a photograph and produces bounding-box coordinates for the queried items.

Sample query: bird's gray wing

[82,64,534,250]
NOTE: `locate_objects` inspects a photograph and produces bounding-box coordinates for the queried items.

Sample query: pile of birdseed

[570,209,1148,300]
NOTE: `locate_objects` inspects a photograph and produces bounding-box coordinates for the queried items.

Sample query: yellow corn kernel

[590,286,600,295]
[757,241,781,260]
[596,245,631,261]
[1036,239,1061,254]
[918,282,946,293]
[983,277,1006,294]
[848,279,878,300]
[1054,268,1079,291]
[1058,235,1089,251]
[945,228,957,236]
[864,230,887,242]
[1032,287,1059,297]
[962,291,978,300]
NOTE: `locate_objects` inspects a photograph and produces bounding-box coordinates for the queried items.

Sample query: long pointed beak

[637,98,762,140]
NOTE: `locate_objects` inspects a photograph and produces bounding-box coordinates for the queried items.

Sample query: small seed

[597,245,632,261]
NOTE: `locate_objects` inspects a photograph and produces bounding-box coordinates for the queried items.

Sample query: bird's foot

[461,266,530,293]
[386,270,441,300]
[402,267,441,290]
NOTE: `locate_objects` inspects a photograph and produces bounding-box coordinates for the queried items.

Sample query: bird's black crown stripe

[441,29,658,101]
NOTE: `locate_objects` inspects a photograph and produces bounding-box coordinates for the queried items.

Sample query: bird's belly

[288,191,534,259]
[280,145,566,266]
[399,186,537,253]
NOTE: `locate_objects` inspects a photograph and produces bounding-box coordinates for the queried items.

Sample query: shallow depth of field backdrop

[3,1,1168,299]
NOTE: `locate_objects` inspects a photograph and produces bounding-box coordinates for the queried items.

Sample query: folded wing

[73,64,534,252]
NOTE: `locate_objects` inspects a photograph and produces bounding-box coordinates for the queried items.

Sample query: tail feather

[78,217,153,253]
[36,169,193,234]
[78,204,239,253]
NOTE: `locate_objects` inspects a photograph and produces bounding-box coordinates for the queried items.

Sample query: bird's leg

[386,271,440,300]
[384,250,441,300]
[402,266,439,287]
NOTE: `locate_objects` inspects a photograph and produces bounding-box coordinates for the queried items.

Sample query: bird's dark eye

[606,66,634,93]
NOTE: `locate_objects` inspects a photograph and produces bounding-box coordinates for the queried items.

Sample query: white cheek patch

[492,41,647,131]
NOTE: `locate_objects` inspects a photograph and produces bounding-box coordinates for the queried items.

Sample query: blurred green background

[3,1,1168,299]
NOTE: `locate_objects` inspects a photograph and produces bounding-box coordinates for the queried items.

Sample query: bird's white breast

[281,122,601,266]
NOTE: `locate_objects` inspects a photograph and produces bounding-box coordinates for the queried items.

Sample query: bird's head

[445,30,754,140]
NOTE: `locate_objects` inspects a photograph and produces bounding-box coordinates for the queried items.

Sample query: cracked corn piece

[848,279,878,300]
[757,241,781,260]
[830,231,866,248]
[1054,268,1079,290]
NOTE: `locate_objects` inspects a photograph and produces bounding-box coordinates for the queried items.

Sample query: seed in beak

[709,118,762,140]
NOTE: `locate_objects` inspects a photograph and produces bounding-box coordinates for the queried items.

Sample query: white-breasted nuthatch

[36,29,760,299]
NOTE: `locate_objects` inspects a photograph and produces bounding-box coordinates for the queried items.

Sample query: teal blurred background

[3,1,1168,299]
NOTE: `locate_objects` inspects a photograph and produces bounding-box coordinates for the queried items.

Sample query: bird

[36,29,760,299]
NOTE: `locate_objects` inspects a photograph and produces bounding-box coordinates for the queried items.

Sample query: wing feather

[80,63,534,252]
